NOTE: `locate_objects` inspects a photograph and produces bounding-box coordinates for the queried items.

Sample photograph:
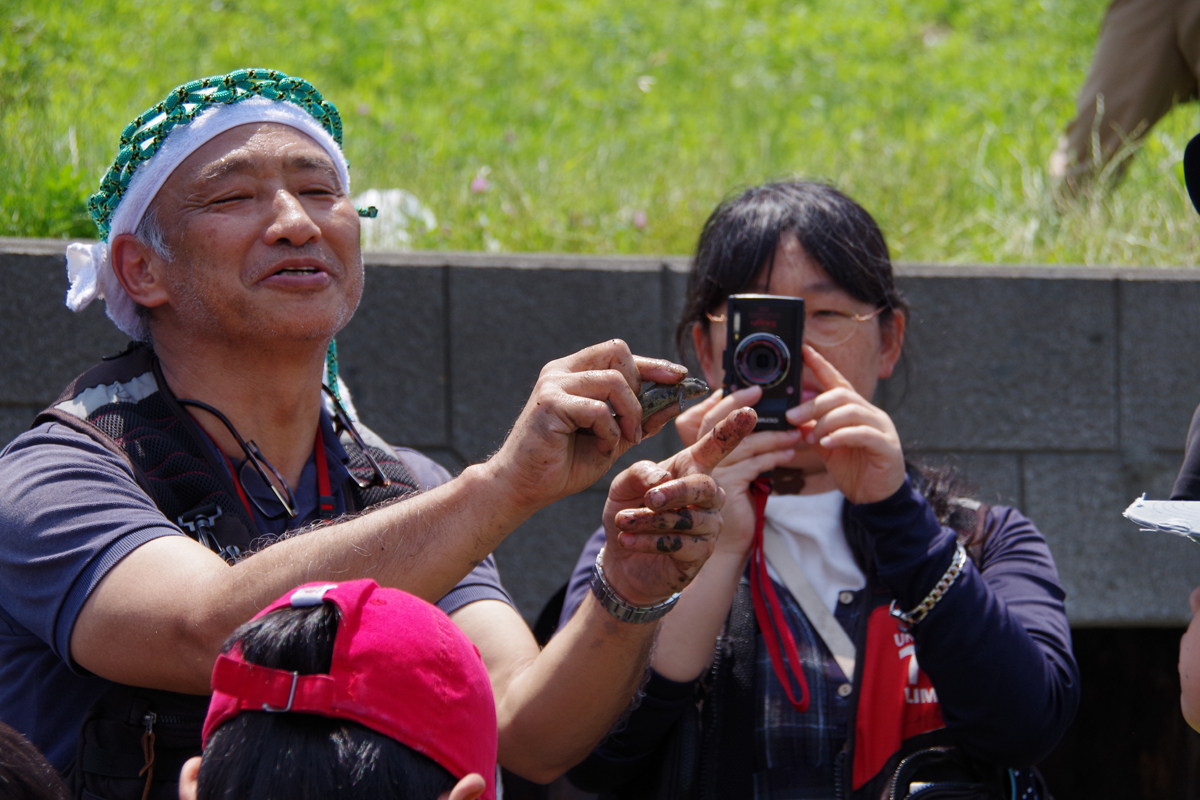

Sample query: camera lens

[733,333,790,389]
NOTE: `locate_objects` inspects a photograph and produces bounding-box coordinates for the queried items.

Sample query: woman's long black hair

[676,181,908,359]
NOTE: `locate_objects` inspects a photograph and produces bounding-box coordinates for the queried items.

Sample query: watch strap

[589,549,680,624]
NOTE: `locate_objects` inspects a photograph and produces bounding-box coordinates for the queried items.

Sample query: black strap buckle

[177,504,242,564]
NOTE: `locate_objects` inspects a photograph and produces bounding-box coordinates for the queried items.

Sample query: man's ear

[110,233,171,309]
[439,772,487,800]
[178,755,201,800]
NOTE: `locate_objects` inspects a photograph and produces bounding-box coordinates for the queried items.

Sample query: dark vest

[39,343,421,800]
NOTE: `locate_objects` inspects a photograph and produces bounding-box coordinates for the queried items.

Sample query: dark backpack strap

[34,346,259,561]
[38,341,155,412]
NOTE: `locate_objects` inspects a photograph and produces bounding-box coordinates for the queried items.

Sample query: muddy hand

[488,340,692,512]
[599,406,758,605]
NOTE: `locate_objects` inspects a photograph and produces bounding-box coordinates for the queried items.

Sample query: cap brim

[1185,133,1200,215]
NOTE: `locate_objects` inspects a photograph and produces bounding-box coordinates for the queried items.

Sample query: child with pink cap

[180,579,496,800]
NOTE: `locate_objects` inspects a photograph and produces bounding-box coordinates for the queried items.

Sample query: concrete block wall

[3,238,1199,625]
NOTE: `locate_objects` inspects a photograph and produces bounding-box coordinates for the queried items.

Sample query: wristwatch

[589,549,681,624]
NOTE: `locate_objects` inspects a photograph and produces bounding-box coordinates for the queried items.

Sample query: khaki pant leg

[1051,0,1197,178]
[1178,0,1200,94]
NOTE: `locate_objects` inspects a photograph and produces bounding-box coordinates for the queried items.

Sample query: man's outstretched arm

[65,341,692,694]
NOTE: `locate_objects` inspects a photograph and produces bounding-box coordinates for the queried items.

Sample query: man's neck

[153,334,327,490]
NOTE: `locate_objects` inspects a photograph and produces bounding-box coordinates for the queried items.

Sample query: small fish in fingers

[637,378,710,421]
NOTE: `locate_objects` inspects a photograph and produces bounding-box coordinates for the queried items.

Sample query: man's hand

[599,406,758,606]
[485,340,691,513]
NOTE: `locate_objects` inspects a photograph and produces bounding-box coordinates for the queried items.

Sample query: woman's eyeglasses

[706,305,886,348]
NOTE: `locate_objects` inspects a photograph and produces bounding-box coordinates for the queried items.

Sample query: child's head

[181,580,496,800]
[0,721,69,800]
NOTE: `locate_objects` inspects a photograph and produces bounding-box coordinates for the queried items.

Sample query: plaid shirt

[753,577,864,799]
[749,580,1047,800]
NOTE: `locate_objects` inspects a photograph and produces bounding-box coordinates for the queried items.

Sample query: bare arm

[450,408,757,782]
[451,597,654,783]
[72,461,539,693]
[1182,587,1200,731]
[69,341,689,693]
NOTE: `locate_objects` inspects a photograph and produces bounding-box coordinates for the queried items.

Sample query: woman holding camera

[557,181,1078,799]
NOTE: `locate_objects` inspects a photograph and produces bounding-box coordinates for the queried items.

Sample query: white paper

[1123,494,1200,543]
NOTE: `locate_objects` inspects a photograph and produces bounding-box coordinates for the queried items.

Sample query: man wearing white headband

[0,69,755,800]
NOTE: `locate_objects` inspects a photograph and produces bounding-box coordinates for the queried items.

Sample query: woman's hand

[674,386,803,557]
[787,344,905,505]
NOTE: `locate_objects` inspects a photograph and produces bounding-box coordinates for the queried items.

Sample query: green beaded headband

[88,68,347,240]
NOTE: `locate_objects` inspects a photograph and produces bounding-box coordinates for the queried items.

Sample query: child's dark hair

[0,722,70,800]
[197,602,457,800]
[676,181,908,359]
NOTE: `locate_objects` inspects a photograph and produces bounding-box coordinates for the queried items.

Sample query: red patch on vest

[852,605,945,789]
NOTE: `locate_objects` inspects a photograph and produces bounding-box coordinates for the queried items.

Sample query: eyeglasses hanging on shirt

[320,384,392,491]
[177,387,390,522]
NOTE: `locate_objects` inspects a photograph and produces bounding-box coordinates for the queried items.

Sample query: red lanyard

[314,428,334,516]
[222,428,335,522]
[749,476,811,713]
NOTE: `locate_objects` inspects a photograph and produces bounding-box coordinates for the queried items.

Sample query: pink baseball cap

[204,579,497,799]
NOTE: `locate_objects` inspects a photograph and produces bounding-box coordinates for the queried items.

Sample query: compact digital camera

[722,294,804,431]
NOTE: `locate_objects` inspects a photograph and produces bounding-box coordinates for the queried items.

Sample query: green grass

[3,0,1199,265]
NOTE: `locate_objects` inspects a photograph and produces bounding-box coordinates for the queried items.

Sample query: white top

[763,490,866,614]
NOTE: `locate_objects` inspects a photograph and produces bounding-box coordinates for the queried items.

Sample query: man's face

[147,122,363,347]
